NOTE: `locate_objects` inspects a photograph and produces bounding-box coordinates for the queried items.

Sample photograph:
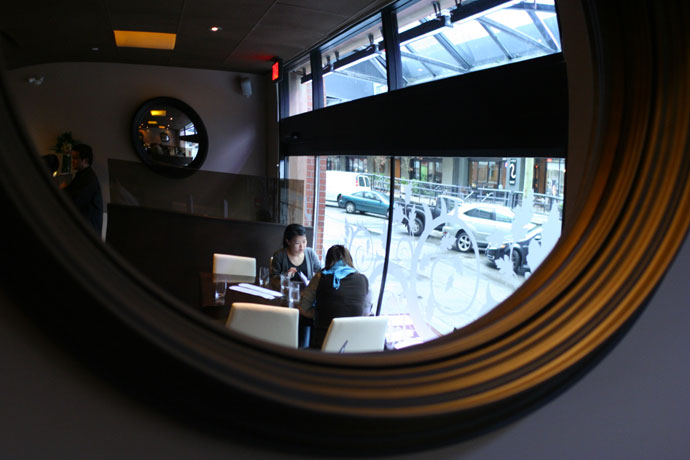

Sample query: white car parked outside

[441,203,515,252]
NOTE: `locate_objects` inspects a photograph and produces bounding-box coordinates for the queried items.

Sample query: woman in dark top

[299,245,372,349]
[270,224,322,286]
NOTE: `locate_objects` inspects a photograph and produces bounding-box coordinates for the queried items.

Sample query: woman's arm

[298,272,320,319]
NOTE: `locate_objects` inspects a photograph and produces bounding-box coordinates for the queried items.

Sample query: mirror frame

[130,96,208,178]
[1,0,689,455]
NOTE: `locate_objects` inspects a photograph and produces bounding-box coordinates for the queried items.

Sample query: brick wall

[302,156,327,258]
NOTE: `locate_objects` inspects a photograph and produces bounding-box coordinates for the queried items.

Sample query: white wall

[6,62,268,205]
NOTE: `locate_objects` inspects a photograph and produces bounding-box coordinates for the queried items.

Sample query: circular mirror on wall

[131,97,208,177]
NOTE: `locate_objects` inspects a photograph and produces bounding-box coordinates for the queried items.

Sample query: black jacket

[310,272,372,349]
[65,167,103,233]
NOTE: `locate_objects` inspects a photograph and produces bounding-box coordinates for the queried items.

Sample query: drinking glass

[288,282,300,308]
[214,280,227,304]
[280,273,291,296]
[258,266,269,286]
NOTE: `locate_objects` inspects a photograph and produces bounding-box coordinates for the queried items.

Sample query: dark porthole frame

[130,96,208,178]
[1,0,689,455]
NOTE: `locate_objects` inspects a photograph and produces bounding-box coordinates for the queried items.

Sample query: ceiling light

[114,30,176,50]
[91,47,100,51]
[209,26,223,32]
[150,110,167,117]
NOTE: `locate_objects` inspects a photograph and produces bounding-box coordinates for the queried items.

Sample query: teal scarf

[321,260,356,289]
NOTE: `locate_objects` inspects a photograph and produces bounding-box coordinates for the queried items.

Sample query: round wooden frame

[130,96,208,178]
[1,1,688,455]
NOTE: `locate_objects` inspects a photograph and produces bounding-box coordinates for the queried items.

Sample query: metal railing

[366,173,563,217]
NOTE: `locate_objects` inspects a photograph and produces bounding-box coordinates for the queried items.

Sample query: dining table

[198,273,312,347]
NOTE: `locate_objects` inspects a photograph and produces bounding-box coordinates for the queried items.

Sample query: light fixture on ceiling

[91,47,100,52]
[209,26,223,32]
[113,30,176,50]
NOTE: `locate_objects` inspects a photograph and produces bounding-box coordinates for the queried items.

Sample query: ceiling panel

[109,13,180,33]
[181,0,274,22]
[106,0,185,15]
[0,0,394,72]
[277,0,380,16]
[260,4,348,34]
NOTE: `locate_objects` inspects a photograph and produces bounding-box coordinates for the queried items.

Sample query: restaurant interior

[1,0,690,458]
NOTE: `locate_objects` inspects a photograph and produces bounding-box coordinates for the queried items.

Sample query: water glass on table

[288,281,301,309]
[280,273,291,297]
[214,280,227,304]
[258,266,269,286]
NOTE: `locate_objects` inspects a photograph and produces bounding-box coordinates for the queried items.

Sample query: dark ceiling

[0,0,393,73]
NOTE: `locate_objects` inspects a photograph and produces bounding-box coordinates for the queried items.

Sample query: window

[279,0,565,349]
[316,154,563,348]
[282,0,562,113]
[321,17,387,107]
[395,0,562,88]
[466,208,493,220]
[286,56,312,116]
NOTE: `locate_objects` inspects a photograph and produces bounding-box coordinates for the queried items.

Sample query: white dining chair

[321,316,388,353]
[213,253,256,277]
[226,302,299,349]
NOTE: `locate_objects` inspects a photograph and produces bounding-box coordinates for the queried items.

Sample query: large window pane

[286,57,312,117]
[316,154,564,349]
[321,18,387,107]
[385,156,563,345]
[396,0,561,87]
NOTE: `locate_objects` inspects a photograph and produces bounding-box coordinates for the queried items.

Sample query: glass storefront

[279,0,565,349]
[288,155,565,348]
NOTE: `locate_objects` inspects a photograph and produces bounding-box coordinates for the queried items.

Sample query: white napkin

[237,283,282,298]
[229,285,276,300]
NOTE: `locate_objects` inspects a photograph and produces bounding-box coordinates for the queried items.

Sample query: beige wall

[6,62,268,205]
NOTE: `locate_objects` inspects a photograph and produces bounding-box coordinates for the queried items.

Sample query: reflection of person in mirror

[270,224,321,287]
[299,245,372,349]
[63,144,103,234]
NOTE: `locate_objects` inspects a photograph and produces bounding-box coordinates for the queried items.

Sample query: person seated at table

[270,224,322,286]
[298,245,372,349]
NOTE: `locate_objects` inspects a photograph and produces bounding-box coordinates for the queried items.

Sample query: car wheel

[511,249,522,274]
[345,202,356,213]
[406,216,424,236]
[455,231,472,252]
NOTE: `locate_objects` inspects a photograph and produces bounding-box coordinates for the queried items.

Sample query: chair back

[226,302,298,348]
[321,316,388,353]
[213,253,256,277]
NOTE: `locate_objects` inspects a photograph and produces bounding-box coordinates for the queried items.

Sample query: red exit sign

[271,61,280,82]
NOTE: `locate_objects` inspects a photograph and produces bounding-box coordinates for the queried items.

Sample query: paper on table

[229,285,276,300]
[298,271,309,285]
[237,283,282,297]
